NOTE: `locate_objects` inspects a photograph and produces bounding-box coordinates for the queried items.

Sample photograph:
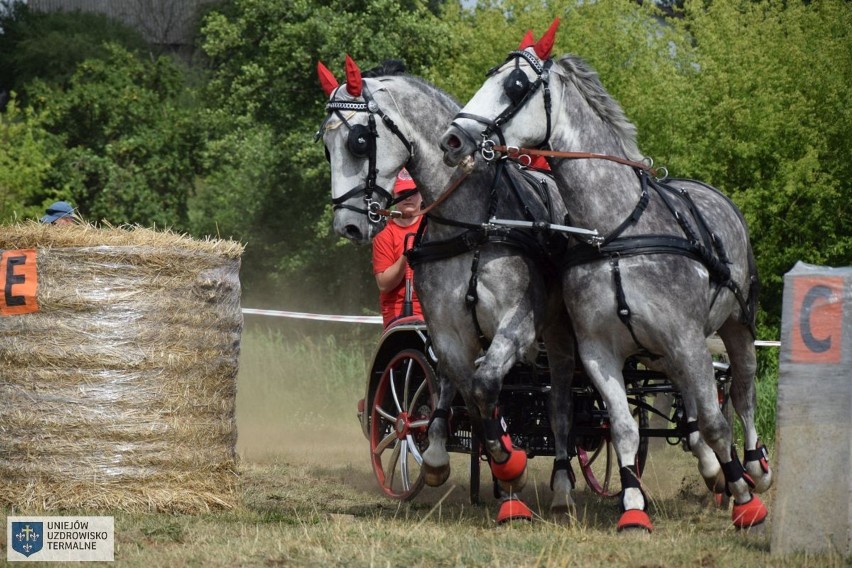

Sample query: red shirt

[372,218,424,327]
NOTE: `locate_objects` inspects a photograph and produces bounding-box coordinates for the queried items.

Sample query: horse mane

[554,55,644,161]
[364,60,460,114]
[363,59,407,78]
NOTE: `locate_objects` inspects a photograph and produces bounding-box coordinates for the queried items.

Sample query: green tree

[0,97,59,222]
[197,0,457,310]
[29,44,204,228]
[675,1,851,329]
[0,2,148,103]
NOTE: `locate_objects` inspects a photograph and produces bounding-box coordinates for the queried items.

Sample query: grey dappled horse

[440,21,772,531]
[317,56,577,519]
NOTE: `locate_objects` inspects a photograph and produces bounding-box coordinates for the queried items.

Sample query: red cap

[393,167,417,194]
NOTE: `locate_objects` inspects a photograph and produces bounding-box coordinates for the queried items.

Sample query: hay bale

[0,222,244,513]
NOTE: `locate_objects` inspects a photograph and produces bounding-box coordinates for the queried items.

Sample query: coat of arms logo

[11,521,43,557]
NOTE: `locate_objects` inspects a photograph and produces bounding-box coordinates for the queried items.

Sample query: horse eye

[347,124,371,158]
[504,68,531,105]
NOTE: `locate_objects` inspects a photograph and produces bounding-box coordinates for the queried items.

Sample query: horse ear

[344,54,363,97]
[317,61,339,96]
[533,18,560,59]
[518,30,535,50]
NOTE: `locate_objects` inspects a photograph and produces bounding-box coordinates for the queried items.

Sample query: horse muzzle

[440,123,479,168]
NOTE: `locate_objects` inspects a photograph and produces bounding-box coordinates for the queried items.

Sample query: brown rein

[492,145,665,178]
[375,157,474,220]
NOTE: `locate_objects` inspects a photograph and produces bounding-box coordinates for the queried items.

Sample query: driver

[371,168,424,327]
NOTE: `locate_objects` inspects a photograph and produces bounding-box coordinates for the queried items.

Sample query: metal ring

[367,200,383,224]
[480,139,496,162]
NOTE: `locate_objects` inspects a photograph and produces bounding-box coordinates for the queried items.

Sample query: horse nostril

[447,134,461,149]
[343,225,363,241]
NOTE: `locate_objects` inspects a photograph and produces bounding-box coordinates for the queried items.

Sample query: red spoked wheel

[369,349,436,501]
[577,398,649,497]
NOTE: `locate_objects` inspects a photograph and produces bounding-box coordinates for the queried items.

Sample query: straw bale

[0,222,244,513]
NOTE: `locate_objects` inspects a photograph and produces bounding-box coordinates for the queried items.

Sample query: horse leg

[581,346,652,532]
[675,340,767,529]
[718,318,773,493]
[541,312,576,519]
[678,392,726,494]
[422,374,455,487]
[647,358,724,494]
[471,332,530,494]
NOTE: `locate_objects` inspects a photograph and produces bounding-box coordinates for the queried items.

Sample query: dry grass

[0,222,243,513]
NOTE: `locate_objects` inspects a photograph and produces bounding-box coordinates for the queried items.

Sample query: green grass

[2,325,828,567]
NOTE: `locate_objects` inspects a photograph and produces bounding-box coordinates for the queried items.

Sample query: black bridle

[450,50,554,159]
[318,85,415,225]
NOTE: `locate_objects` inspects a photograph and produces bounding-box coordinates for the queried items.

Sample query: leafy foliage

[28,44,204,228]
[0,98,59,221]
[0,2,148,102]
[196,0,456,307]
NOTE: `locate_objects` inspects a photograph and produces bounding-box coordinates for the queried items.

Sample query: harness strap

[464,250,489,350]
[599,173,650,246]
[427,407,450,432]
[611,257,658,359]
[550,457,576,490]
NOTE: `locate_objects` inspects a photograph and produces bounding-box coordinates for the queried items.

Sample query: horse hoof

[747,467,773,494]
[550,501,577,524]
[714,492,730,510]
[617,509,653,533]
[496,498,533,524]
[732,494,767,529]
[423,463,451,487]
[497,467,528,494]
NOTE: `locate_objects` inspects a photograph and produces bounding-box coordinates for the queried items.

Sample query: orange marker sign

[790,276,843,364]
[0,249,39,316]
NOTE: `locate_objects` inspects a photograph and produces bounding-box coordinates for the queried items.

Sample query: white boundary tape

[240,308,781,346]
[241,308,382,324]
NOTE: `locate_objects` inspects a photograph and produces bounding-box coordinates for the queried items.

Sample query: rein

[376,158,474,221]
[488,144,668,179]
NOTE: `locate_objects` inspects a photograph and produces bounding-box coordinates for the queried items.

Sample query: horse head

[440,19,560,168]
[317,56,415,244]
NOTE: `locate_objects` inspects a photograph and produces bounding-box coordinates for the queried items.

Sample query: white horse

[317,56,578,521]
[441,20,772,532]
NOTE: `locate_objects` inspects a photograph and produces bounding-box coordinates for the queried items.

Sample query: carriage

[357,312,734,505]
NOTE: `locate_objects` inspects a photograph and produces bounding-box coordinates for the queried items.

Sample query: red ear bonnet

[533,18,560,59]
[518,30,535,50]
[317,61,339,96]
[344,54,363,97]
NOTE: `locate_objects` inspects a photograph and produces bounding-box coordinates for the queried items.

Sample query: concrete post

[772,261,851,556]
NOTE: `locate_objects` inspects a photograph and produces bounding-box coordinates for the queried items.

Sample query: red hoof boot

[732,494,767,529]
[496,499,533,524]
[490,443,528,483]
[617,509,653,533]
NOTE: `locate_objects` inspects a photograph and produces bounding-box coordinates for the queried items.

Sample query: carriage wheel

[369,349,436,501]
[577,401,649,498]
